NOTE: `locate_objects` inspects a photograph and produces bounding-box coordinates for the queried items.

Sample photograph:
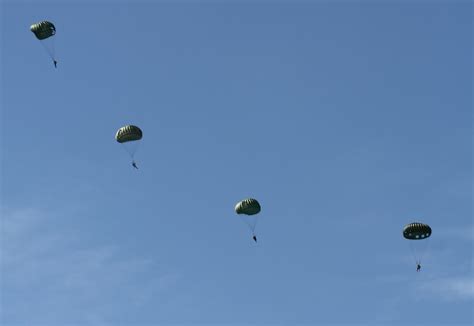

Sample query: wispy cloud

[435,225,474,242]
[416,277,474,301]
[1,207,181,324]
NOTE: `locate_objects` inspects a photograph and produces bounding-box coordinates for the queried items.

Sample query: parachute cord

[52,37,56,61]
[408,242,418,265]
[418,238,431,265]
[40,41,55,62]
[246,219,255,233]
[120,141,141,160]
[239,215,257,235]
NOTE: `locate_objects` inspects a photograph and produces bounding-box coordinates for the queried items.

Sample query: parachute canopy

[30,21,56,40]
[115,125,143,143]
[403,222,432,240]
[235,198,261,215]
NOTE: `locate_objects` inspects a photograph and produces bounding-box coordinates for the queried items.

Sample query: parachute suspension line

[239,215,257,233]
[408,241,418,265]
[126,146,135,159]
[120,141,141,159]
[40,40,55,61]
[52,37,56,60]
[417,237,431,265]
[408,238,431,265]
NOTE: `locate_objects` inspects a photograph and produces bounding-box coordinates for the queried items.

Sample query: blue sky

[1,1,472,325]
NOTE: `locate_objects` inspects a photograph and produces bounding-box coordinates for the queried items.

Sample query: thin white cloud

[1,207,181,324]
[437,225,474,242]
[417,277,474,301]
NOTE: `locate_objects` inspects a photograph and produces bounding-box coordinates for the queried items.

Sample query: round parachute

[403,222,432,240]
[115,125,143,162]
[30,21,57,65]
[235,198,261,215]
[115,125,143,143]
[30,21,56,40]
[234,198,261,239]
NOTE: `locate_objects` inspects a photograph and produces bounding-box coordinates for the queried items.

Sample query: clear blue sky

[1,1,472,325]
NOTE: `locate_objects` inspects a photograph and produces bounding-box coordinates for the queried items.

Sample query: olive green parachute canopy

[115,125,143,143]
[30,21,56,40]
[235,198,261,215]
[403,222,432,240]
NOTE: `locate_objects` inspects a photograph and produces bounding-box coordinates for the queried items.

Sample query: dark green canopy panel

[403,222,432,240]
[30,21,56,40]
[115,125,143,143]
[235,198,261,215]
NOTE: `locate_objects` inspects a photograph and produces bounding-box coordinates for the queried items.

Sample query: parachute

[115,125,143,163]
[115,125,143,143]
[403,222,432,240]
[403,222,432,267]
[235,198,261,215]
[30,21,57,65]
[235,198,261,239]
[30,21,56,40]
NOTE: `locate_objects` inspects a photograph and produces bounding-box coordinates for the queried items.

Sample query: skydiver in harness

[252,234,257,243]
[416,262,421,272]
[132,161,138,169]
[53,60,57,68]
